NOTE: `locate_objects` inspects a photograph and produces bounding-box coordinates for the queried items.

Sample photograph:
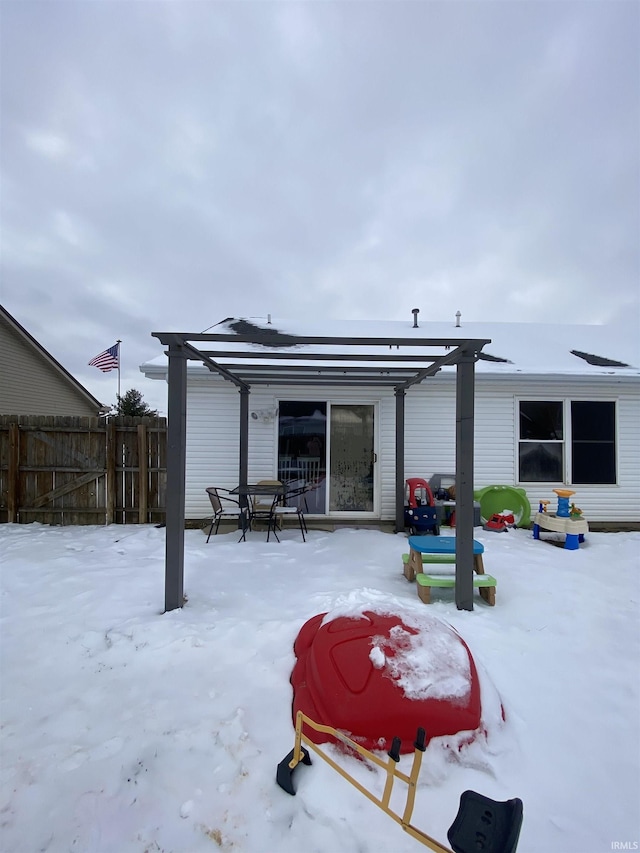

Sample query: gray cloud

[1,0,638,413]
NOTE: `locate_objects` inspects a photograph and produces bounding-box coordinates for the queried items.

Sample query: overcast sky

[1,0,638,414]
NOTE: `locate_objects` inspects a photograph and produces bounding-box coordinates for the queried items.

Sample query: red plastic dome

[290,610,482,753]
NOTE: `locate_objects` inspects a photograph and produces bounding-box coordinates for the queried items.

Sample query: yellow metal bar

[290,711,305,768]
[381,751,398,808]
[292,713,453,853]
[297,712,411,782]
[402,746,424,825]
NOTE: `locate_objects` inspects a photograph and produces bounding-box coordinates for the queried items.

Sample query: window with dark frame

[518,401,564,482]
[571,401,616,484]
[518,400,617,485]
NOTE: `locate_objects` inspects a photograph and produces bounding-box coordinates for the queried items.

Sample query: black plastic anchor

[275,746,312,796]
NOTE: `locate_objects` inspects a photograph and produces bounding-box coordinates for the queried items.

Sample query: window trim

[516,397,566,484]
[515,397,618,486]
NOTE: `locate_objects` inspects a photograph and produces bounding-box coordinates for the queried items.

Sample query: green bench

[402,552,457,567]
[415,572,497,605]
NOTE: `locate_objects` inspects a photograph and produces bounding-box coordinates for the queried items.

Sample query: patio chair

[249,480,283,540]
[205,487,248,543]
[273,484,308,542]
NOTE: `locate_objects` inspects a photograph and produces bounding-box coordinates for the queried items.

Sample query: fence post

[8,422,20,523]
[106,420,116,524]
[138,423,148,524]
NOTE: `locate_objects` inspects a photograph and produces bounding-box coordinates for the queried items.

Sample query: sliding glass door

[277,401,376,514]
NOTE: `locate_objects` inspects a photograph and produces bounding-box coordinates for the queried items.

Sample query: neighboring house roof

[141,315,639,381]
[0,304,105,416]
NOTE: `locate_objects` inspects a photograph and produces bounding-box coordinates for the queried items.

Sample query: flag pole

[117,339,122,401]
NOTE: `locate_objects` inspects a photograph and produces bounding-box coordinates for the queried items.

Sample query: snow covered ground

[1,522,639,853]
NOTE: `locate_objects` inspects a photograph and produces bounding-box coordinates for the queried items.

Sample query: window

[518,400,616,484]
[571,401,616,484]
[518,401,563,482]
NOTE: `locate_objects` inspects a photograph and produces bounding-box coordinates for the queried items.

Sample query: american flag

[88,343,119,372]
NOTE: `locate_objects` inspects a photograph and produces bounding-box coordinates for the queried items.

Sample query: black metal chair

[248,481,283,541]
[205,488,248,542]
[246,480,306,542]
[273,484,308,541]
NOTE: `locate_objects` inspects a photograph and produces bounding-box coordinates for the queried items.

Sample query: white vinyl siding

[184,371,640,524]
[404,375,639,522]
[184,378,396,519]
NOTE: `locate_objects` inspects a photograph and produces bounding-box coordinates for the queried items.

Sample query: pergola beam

[225,374,416,388]
[181,341,250,391]
[156,331,489,349]
[199,350,445,363]
[396,345,470,390]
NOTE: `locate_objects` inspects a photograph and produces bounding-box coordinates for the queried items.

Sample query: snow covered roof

[141,316,639,381]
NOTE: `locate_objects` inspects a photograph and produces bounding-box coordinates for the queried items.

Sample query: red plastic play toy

[484,512,516,532]
[405,478,435,508]
[290,611,483,754]
[404,478,439,535]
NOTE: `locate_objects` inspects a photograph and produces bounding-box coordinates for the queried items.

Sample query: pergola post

[165,343,188,612]
[238,387,250,508]
[394,388,406,532]
[455,350,476,611]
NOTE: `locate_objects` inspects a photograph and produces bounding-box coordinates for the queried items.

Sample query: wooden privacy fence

[0,415,167,525]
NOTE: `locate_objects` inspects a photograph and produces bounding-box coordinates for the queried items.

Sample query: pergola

[152,327,490,613]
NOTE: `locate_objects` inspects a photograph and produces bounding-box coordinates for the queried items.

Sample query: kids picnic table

[404,535,486,581]
[403,535,496,605]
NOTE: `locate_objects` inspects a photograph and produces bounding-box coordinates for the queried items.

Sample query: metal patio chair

[205,487,248,542]
[273,484,308,542]
[248,480,283,540]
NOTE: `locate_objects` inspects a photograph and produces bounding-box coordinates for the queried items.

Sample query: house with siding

[141,314,640,526]
[0,304,104,417]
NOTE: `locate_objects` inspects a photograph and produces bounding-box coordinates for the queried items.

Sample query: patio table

[230,483,286,511]
[230,483,287,500]
[230,484,287,541]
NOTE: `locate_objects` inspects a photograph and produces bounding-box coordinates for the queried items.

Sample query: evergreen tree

[113,389,158,417]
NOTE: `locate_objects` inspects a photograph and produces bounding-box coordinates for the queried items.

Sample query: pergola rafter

[152,328,490,614]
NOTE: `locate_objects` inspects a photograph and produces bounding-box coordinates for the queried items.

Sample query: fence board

[7,423,19,521]
[138,424,148,524]
[0,415,167,525]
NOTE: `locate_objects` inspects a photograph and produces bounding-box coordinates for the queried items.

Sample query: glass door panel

[329,404,375,513]
[277,401,326,513]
